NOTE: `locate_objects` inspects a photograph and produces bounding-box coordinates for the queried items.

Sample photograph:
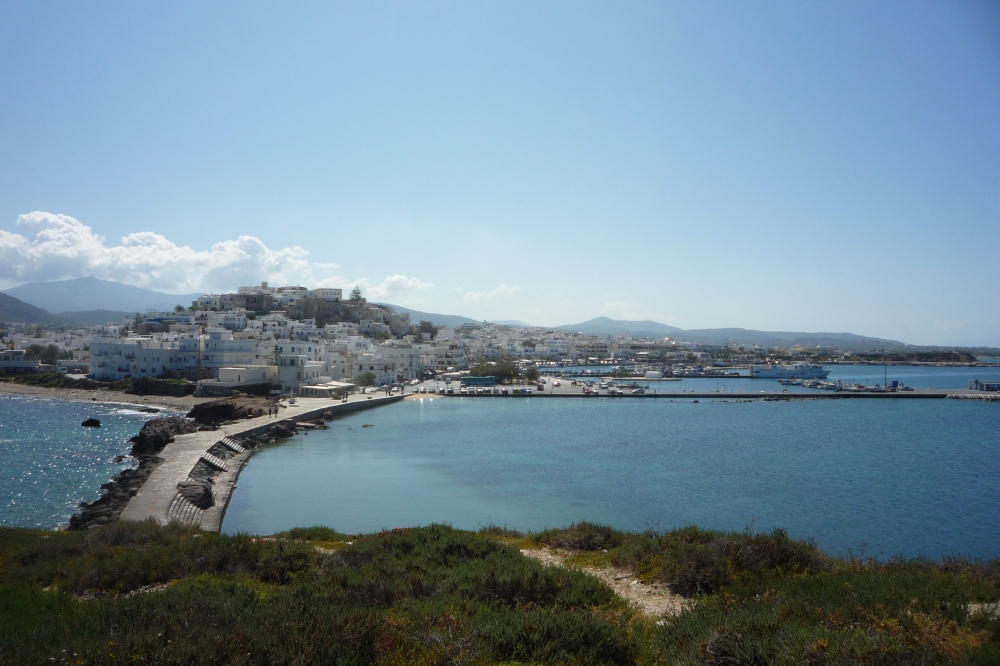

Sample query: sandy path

[519,547,687,618]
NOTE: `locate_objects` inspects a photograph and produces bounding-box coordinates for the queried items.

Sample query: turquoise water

[0,396,165,529]
[224,395,1000,559]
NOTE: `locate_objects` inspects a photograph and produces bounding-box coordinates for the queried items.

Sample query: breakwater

[120,394,404,531]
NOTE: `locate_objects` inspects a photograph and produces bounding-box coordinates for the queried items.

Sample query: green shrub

[531,522,625,551]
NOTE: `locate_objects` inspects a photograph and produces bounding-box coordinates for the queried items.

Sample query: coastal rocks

[267,420,299,440]
[81,418,101,428]
[186,396,274,425]
[264,418,330,441]
[948,393,1000,402]
[69,455,164,530]
[129,417,199,457]
[177,480,215,509]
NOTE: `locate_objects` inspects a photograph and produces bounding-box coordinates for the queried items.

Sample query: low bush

[1,521,998,665]
[531,521,625,551]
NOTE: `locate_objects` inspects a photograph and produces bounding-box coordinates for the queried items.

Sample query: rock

[137,407,159,413]
[128,417,199,457]
[186,396,273,425]
[81,418,101,428]
[177,480,215,509]
[267,421,298,440]
[68,455,165,530]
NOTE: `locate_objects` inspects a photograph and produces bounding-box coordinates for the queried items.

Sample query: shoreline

[0,381,212,411]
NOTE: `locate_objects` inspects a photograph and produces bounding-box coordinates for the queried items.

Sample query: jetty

[121,393,403,531]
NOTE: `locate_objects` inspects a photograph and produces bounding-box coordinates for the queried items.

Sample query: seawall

[121,394,404,532]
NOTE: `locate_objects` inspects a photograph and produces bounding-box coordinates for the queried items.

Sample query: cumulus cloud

[0,212,430,298]
[354,274,434,301]
[460,283,522,302]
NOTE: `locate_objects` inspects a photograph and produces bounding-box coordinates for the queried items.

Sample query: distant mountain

[59,310,139,326]
[3,277,201,314]
[556,317,682,338]
[671,328,906,350]
[0,293,69,325]
[494,319,533,327]
[378,304,479,328]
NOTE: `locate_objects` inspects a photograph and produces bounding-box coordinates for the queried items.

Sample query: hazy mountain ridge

[671,328,906,350]
[0,293,70,325]
[3,277,200,314]
[59,310,139,326]
[377,304,480,328]
[556,317,682,338]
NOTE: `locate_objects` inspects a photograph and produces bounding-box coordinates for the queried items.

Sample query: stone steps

[220,437,247,454]
[200,453,229,471]
[166,492,204,528]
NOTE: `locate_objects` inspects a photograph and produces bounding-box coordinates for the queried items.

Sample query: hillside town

[0,281,742,392]
[0,281,991,397]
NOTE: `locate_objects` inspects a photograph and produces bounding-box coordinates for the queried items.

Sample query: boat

[749,363,830,379]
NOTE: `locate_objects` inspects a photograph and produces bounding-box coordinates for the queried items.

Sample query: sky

[0,2,998,346]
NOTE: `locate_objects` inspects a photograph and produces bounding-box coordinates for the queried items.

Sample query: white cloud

[354,274,434,301]
[461,283,522,302]
[0,212,431,299]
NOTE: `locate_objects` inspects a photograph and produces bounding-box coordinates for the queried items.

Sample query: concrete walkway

[121,393,404,531]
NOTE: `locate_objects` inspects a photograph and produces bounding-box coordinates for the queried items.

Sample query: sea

[0,396,167,529]
[2,366,999,560]
[223,365,1000,559]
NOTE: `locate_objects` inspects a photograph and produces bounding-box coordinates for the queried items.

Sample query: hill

[378,303,480,328]
[58,309,139,326]
[0,293,69,325]
[557,317,682,338]
[3,277,201,314]
[672,328,907,350]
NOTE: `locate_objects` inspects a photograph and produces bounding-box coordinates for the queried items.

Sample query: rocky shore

[70,417,199,529]
[68,399,339,530]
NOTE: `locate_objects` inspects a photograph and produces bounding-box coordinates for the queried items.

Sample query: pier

[121,393,404,531]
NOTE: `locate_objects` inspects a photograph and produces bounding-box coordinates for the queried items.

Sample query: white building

[89,337,199,380]
[0,349,40,374]
[200,329,257,378]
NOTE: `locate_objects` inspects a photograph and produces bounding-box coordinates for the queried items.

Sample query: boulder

[81,418,101,428]
[129,417,199,457]
[177,480,215,509]
[186,396,273,425]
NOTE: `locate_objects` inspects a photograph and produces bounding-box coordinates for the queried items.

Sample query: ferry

[749,363,830,379]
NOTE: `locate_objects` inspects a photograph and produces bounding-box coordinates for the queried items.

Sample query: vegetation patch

[1,521,997,665]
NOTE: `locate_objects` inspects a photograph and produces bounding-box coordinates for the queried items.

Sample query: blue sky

[1,1,997,345]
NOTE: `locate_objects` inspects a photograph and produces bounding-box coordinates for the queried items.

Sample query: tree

[356,371,376,387]
[524,367,540,382]
[174,305,185,312]
[26,344,72,365]
[350,286,364,302]
[418,320,439,340]
[468,356,520,384]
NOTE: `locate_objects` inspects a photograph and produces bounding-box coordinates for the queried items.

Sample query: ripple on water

[0,397,175,529]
